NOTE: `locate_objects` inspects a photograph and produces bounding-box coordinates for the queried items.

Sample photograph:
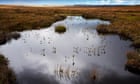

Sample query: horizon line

[0,3,140,7]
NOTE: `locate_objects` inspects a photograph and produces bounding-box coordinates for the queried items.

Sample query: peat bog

[0,5,140,84]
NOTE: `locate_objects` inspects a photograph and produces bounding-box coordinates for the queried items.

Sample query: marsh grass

[0,55,16,84]
[0,32,20,45]
[125,51,140,74]
[55,25,66,33]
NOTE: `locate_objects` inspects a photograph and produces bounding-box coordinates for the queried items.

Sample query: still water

[0,16,140,84]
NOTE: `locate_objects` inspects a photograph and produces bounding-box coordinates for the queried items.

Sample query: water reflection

[17,68,59,84]
[0,16,139,84]
[72,67,140,84]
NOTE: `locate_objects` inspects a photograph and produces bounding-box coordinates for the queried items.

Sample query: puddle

[0,16,139,84]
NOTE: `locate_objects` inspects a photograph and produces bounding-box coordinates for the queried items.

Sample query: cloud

[17,68,60,84]
[84,0,140,5]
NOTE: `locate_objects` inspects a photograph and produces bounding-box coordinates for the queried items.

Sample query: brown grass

[125,51,140,74]
[0,32,20,45]
[0,55,16,84]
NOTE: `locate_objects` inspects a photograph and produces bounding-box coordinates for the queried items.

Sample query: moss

[55,25,66,33]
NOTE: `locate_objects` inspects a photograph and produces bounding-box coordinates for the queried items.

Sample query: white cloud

[84,0,140,5]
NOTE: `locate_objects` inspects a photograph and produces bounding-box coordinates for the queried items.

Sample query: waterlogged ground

[0,16,140,84]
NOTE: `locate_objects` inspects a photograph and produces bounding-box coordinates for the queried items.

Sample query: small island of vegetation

[55,25,66,33]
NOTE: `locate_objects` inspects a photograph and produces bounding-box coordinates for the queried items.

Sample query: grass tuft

[125,51,140,74]
[55,25,66,33]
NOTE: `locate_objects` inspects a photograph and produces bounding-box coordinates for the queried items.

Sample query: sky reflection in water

[0,16,139,84]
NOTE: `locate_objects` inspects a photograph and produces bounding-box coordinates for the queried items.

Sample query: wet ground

[0,16,139,84]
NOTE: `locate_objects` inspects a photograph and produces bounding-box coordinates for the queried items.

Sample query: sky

[0,0,140,6]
